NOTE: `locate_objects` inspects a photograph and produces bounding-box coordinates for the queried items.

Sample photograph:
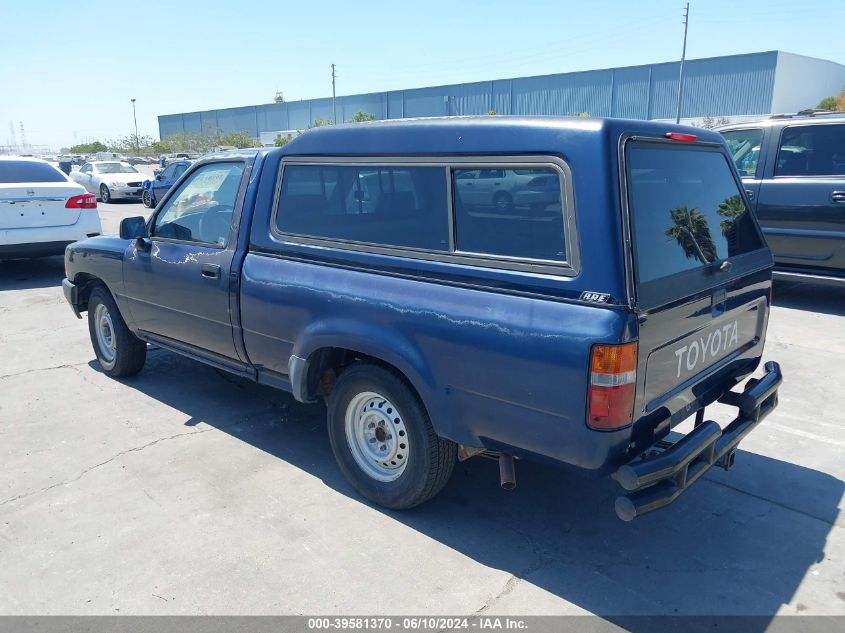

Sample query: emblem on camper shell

[580,291,613,304]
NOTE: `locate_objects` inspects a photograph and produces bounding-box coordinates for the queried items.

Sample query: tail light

[66,193,97,209]
[587,342,638,430]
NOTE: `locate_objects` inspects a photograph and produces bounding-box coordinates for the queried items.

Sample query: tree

[217,131,260,148]
[817,96,838,111]
[156,132,216,154]
[107,134,155,154]
[486,110,497,116]
[665,206,718,264]
[836,88,845,111]
[697,115,732,129]
[350,111,375,122]
[274,133,294,147]
[311,118,333,128]
[69,141,108,154]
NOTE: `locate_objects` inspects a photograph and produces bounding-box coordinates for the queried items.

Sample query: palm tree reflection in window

[664,206,718,264]
[717,194,746,255]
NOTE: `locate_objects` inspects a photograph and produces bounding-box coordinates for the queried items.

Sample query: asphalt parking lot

[1,199,843,618]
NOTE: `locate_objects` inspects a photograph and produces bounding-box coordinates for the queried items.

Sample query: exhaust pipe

[499,454,516,490]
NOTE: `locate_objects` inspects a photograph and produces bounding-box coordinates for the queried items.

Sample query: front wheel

[99,184,111,203]
[141,189,153,208]
[327,363,456,509]
[87,286,146,377]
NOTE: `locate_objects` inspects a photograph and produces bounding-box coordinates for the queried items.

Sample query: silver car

[69,161,145,203]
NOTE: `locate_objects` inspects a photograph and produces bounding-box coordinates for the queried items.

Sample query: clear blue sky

[2,0,843,149]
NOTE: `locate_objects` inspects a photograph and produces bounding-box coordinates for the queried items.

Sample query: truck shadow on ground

[114,350,843,626]
[0,255,65,291]
[772,280,845,317]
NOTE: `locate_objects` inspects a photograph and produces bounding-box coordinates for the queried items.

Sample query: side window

[452,167,566,261]
[80,163,91,173]
[776,124,845,177]
[721,129,763,178]
[160,165,176,180]
[276,164,449,250]
[172,164,188,179]
[152,162,244,246]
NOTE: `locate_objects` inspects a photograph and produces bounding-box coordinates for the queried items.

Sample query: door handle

[745,189,755,200]
[201,263,221,279]
[831,191,845,204]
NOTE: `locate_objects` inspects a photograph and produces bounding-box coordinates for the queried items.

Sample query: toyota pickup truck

[63,117,782,520]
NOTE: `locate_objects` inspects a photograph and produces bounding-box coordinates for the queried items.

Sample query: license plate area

[643,306,762,411]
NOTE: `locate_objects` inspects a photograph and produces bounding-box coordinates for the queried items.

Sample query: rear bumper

[0,240,75,259]
[612,361,782,521]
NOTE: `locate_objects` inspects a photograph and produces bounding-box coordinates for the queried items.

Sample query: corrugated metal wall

[158,51,783,138]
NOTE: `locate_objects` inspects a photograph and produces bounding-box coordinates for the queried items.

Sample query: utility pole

[675,2,690,124]
[131,98,139,154]
[331,64,337,124]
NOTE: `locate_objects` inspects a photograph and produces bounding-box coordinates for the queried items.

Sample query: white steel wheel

[94,302,117,367]
[86,286,147,378]
[344,391,409,482]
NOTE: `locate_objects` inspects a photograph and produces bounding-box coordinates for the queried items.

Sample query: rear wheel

[327,363,456,509]
[87,286,146,377]
[99,184,111,203]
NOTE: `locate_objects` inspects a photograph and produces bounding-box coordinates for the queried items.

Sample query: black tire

[99,184,111,203]
[493,191,513,212]
[141,189,153,208]
[327,363,456,509]
[87,285,146,377]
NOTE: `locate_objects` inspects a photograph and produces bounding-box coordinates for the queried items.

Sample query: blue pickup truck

[62,117,782,520]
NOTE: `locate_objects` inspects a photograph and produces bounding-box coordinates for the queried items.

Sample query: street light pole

[331,64,337,124]
[675,3,690,124]
[131,98,139,154]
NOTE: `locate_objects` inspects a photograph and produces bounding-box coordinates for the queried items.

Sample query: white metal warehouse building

[158,51,845,140]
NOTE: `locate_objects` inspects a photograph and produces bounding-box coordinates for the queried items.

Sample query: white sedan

[0,156,101,259]
[69,161,146,203]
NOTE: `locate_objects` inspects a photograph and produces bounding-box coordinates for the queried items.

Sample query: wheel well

[72,274,107,313]
[304,347,417,402]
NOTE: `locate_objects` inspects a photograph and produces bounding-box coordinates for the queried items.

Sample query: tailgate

[625,138,773,419]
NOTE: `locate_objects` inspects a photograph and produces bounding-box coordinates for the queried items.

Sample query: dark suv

[719,111,845,286]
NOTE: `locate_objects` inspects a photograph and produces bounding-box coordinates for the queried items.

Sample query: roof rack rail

[770,109,845,119]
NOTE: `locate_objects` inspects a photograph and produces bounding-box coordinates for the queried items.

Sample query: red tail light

[587,342,638,430]
[66,193,97,209]
[665,132,697,143]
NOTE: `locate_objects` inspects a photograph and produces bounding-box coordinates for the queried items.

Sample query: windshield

[627,143,766,287]
[96,162,138,174]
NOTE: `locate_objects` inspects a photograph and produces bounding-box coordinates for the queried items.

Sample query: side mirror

[119,216,149,240]
[154,169,162,177]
